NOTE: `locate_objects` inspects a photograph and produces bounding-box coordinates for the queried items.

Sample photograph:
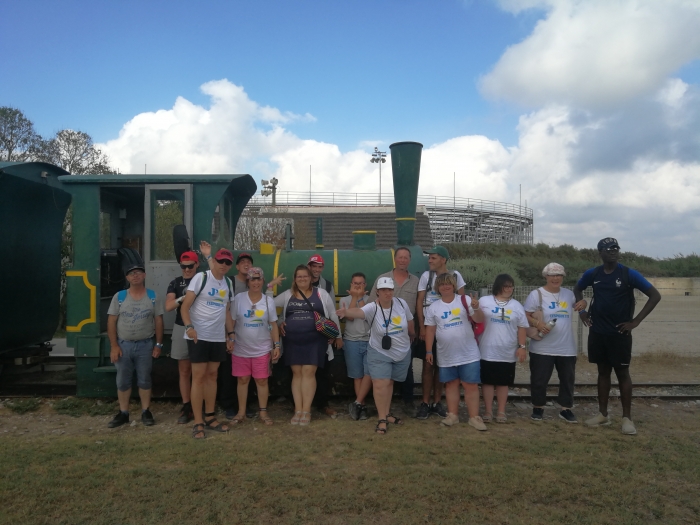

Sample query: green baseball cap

[427,246,449,260]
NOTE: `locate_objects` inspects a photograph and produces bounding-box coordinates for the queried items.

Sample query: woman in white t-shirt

[524,262,586,424]
[230,267,280,426]
[337,277,415,435]
[478,274,528,423]
[424,273,486,431]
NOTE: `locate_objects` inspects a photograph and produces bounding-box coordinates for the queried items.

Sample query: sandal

[482,413,493,423]
[259,408,274,426]
[290,411,302,425]
[375,419,388,434]
[495,412,508,423]
[230,415,245,425]
[204,411,229,432]
[386,413,403,425]
[299,411,311,426]
[192,423,206,439]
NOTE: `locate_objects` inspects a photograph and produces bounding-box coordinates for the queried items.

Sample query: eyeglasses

[249,277,262,281]
[503,284,514,289]
[180,264,196,270]
[215,259,233,266]
[351,281,365,286]
[604,246,620,252]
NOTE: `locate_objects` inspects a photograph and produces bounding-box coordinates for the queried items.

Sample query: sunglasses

[180,263,196,270]
[215,259,233,266]
[604,246,620,252]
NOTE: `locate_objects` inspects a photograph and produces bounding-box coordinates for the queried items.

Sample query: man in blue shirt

[574,238,661,435]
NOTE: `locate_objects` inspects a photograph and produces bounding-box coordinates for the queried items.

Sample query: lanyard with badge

[379,300,393,350]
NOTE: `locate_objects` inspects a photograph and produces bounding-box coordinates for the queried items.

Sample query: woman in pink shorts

[229,267,281,425]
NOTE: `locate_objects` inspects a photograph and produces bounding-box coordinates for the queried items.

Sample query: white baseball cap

[377,277,395,290]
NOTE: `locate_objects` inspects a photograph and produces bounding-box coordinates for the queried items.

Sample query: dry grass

[2,399,700,525]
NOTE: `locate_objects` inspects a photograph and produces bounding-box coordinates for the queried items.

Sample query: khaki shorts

[170,324,190,360]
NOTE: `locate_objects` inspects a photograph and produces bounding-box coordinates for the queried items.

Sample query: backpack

[194,271,233,300]
[117,288,157,312]
[590,264,635,320]
[320,277,333,295]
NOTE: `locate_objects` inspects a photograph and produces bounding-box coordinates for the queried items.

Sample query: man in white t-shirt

[180,247,235,439]
[415,246,466,420]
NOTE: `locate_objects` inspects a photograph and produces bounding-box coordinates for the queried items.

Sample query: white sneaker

[585,412,612,427]
[468,416,487,431]
[441,413,459,427]
[621,417,637,435]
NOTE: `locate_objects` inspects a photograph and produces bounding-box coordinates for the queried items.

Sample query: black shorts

[480,360,516,387]
[187,340,228,364]
[588,330,632,367]
[413,338,438,367]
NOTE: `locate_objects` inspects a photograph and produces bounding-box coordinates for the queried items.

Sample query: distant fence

[483,286,700,357]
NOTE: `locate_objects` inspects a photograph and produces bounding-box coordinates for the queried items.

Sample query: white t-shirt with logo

[478,295,528,362]
[418,270,466,316]
[360,298,414,361]
[524,288,576,357]
[185,271,232,342]
[231,292,278,358]
[424,295,480,367]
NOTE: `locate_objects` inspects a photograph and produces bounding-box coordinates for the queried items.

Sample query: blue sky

[2,0,700,257]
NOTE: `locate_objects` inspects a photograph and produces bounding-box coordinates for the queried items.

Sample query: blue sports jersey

[577,264,652,335]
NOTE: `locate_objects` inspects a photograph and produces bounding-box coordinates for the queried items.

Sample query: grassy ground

[2,397,699,525]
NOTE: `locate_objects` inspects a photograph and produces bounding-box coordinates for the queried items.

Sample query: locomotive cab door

[144,184,192,331]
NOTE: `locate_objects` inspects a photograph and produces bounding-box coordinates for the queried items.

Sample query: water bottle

[538,318,557,338]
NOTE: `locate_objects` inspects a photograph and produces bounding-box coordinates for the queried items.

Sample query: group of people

[106,237,660,439]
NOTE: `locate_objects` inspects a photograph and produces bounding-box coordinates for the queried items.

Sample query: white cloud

[99,77,700,257]
[481,0,700,109]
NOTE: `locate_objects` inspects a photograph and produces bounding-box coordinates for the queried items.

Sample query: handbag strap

[298,288,318,314]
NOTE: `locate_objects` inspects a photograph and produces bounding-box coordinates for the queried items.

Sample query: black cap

[125,264,145,275]
[597,237,620,251]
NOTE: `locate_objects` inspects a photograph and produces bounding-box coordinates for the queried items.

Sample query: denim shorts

[344,339,369,379]
[114,338,154,391]
[439,360,481,384]
[367,345,411,381]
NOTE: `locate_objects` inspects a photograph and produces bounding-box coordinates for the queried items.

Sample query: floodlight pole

[370,147,387,205]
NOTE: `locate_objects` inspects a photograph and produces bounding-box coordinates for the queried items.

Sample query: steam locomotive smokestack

[389,141,423,246]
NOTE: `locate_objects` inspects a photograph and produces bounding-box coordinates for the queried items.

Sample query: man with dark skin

[574,238,661,435]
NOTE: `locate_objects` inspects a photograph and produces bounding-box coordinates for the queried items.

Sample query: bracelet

[426,351,433,355]
[579,310,587,315]
[228,338,235,342]
[273,342,281,347]
[267,284,274,289]
[227,331,234,336]
[206,255,212,260]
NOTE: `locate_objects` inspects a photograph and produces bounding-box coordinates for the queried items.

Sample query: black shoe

[108,411,129,428]
[348,401,361,421]
[559,409,578,423]
[531,408,544,421]
[359,405,368,420]
[177,403,193,425]
[416,402,430,420]
[430,402,447,418]
[141,409,156,426]
[246,407,257,419]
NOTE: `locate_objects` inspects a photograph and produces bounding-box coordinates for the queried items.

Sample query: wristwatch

[185,324,194,331]
[517,344,526,349]
[155,343,163,348]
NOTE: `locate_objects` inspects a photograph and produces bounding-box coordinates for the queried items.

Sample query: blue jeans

[114,338,154,391]
[344,339,369,379]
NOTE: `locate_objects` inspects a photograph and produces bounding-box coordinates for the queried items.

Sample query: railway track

[2,383,700,401]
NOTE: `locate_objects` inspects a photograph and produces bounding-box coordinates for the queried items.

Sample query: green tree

[36,129,115,174]
[0,106,41,162]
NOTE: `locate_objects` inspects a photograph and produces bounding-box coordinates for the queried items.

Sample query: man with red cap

[201,242,257,419]
[180,246,235,438]
[307,254,342,416]
[165,250,199,424]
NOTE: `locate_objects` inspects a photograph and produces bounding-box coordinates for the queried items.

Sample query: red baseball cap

[180,251,198,263]
[236,252,253,265]
[308,254,324,266]
[215,248,233,262]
